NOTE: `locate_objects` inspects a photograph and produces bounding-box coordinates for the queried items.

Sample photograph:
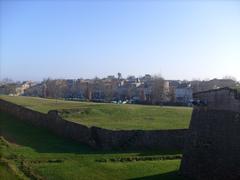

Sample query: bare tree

[151,76,165,104]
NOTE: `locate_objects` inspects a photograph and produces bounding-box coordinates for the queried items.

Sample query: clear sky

[0,0,240,81]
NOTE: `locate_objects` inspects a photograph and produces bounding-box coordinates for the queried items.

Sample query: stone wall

[0,99,187,151]
[180,88,240,180]
[194,87,240,112]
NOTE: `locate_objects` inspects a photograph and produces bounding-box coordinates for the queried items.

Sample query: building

[15,81,33,96]
[175,84,193,104]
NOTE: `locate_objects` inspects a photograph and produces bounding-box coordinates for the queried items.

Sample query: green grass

[0,163,21,180]
[0,95,192,130]
[0,112,184,180]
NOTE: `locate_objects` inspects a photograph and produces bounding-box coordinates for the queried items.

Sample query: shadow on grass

[129,170,185,180]
[0,112,182,156]
[0,112,95,154]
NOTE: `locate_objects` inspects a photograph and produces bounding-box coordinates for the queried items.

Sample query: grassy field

[0,95,192,130]
[0,112,184,180]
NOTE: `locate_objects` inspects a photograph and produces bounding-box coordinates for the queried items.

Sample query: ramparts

[180,88,240,180]
[194,87,240,112]
[0,99,187,151]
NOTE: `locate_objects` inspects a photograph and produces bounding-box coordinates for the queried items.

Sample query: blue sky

[1,1,240,81]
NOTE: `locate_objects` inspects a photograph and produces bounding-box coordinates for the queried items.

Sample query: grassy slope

[0,112,183,180]
[0,95,192,130]
[0,164,21,180]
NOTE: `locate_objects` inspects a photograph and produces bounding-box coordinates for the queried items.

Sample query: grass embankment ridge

[0,95,192,130]
[0,111,184,179]
[0,95,189,179]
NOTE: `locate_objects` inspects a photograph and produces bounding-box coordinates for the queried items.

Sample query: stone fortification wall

[193,87,240,112]
[0,99,187,151]
[181,88,240,180]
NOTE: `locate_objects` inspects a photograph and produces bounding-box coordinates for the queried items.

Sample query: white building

[175,86,193,104]
[15,81,33,96]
